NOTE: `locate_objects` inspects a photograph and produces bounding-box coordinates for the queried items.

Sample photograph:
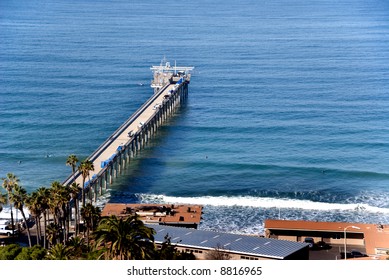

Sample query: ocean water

[1,0,389,234]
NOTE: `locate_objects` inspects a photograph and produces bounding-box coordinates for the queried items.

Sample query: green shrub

[15,245,47,260]
[0,244,22,260]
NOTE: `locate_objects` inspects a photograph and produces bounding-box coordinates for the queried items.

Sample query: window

[333,234,341,239]
[240,256,258,260]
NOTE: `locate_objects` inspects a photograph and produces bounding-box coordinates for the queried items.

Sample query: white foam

[93,190,111,209]
[139,194,389,214]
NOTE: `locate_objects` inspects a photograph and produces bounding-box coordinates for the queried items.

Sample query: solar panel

[148,224,308,259]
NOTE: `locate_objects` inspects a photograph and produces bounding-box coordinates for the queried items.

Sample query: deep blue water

[1,0,389,234]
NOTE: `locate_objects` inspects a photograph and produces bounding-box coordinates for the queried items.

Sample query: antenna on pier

[150,57,194,93]
[161,55,167,67]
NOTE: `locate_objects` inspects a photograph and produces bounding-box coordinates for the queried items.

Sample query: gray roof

[148,224,308,259]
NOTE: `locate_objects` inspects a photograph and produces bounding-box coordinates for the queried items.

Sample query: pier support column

[109,165,113,184]
[153,117,157,134]
[125,148,130,166]
[137,135,141,152]
[163,104,166,120]
[131,141,135,157]
[148,124,152,142]
[157,110,161,126]
[138,133,142,150]
[99,177,103,196]
[118,155,122,174]
[104,170,108,190]
[144,128,148,146]
[141,131,145,148]
[114,160,118,178]
[123,150,127,168]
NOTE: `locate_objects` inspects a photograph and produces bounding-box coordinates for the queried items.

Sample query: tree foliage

[156,234,196,260]
[0,172,200,260]
[0,244,23,260]
[15,245,46,260]
[205,243,231,260]
[93,215,155,260]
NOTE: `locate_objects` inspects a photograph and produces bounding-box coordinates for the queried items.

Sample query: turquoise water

[1,0,389,233]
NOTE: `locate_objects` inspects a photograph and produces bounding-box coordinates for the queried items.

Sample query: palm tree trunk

[66,204,71,239]
[20,209,32,247]
[74,198,79,236]
[87,174,92,204]
[82,178,86,207]
[9,203,15,236]
[63,205,69,243]
[35,216,40,245]
[54,208,60,226]
[38,216,42,244]
[43,211,47,249]
[86,226,90,249]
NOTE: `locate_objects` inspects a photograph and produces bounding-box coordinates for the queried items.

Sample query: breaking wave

[138,193,389,214]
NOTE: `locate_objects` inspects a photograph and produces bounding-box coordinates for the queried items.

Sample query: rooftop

[265,219,389,255]
[148,224,309,260]
[101,203,203,228]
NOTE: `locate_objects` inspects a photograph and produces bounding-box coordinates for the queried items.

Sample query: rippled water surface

[1,0,389,233]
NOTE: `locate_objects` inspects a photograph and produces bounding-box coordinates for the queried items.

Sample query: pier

[63,60,194,203]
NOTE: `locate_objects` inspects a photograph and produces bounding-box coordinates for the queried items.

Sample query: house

[149,224,309,260]
[264,219,389,256]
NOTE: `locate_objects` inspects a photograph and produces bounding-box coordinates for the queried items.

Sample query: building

[149,224,309,260]
[264,219,389,256]
[101,203,203,229]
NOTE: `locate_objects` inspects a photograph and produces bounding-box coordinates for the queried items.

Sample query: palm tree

[68,182,81,236]
[0,192,7,213]
[49,181,70,243]
[36,187,50,248]
[93,215,155,260]
[48,181,61,226]
[46,243,72,260]
[1,173,19,235]
[80,203,101,248]
[66,154,79,176]
[46,222,61,248]
[78,160,94,207]
[66,236,87,259]
[26,191,43,246]
[9,185,32,247]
